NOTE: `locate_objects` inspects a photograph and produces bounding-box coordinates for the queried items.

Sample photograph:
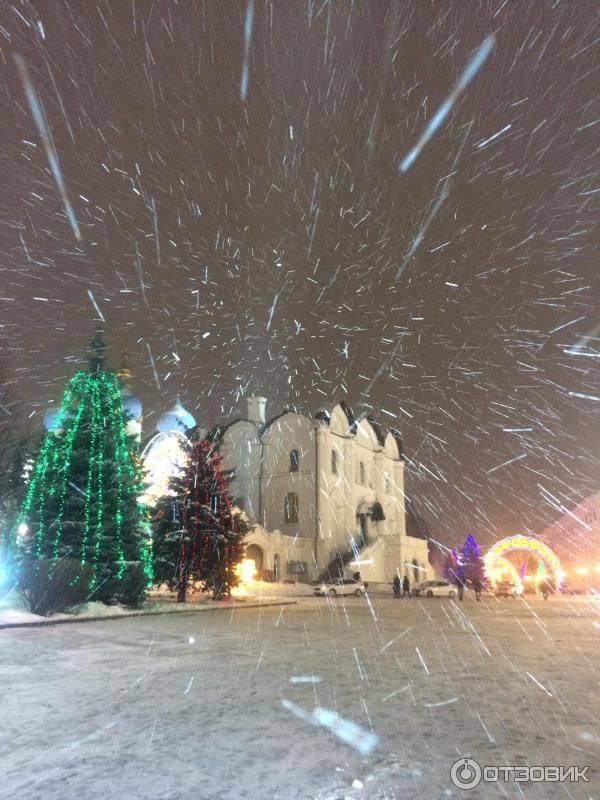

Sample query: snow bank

[0,608,45,625]
[0,588,44,625]
[0,588,295,627]
[66,601,133,618]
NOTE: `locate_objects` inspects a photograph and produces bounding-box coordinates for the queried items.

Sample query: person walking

[456,572,465,601]
[472,576,482,601]
[393,575,401,598]
[402,574,410,598]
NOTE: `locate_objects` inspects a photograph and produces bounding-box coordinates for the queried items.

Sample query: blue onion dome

[44,408,62,431]
[121,388,143,422]
[156,399,196,434]
[44,408,73,433]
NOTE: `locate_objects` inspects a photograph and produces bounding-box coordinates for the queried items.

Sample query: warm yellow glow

[484,535,563,588]
[575,567,589,576]
[595,566,600,574]
[236,558,257,584]
[230,558,258,598]
[487,555,521,587]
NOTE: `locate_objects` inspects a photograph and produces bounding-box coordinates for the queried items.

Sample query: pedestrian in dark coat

[393,575,401,598]
[402,575,410,597]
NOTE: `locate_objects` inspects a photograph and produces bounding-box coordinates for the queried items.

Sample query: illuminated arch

[489,556,521,585]
[484,536,563,589]
[140,430,191,507]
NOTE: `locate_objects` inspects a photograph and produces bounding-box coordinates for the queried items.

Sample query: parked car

[493,581,523,598]
[313,578,367,597]
[413,580,456,598]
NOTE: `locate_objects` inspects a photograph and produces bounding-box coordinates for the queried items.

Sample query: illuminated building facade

[538,493,600,592]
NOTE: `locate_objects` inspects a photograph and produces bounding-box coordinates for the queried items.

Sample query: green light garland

[13,367,153,595]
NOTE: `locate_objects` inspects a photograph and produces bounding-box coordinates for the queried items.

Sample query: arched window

[284,492,299,523]
[331,449,338,475]
[359,461,366,485]
[289,449,300,472]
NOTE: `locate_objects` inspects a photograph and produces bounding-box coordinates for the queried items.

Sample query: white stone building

[216,397,432,585]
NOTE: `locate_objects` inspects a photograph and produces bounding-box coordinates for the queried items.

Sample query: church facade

[216,397,432,585]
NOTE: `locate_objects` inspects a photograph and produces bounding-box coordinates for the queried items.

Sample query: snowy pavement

[1,594,599,800]
[0,592,298,628]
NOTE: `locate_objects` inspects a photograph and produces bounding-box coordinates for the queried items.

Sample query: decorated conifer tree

[460,534,485,586]
[9,331,152,610]
[154,435,246,602]
[209,506,250,599]
[150,471,186,588]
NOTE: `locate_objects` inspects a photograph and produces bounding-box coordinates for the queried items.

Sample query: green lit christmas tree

[10,331,152,610]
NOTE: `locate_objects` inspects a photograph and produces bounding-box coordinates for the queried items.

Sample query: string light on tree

[152,435,248,602]
[9,331,152,604]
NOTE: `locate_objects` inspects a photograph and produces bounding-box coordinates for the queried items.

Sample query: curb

[0,599,298,630]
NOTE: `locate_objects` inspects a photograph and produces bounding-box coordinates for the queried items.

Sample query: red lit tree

[156,436,246,602]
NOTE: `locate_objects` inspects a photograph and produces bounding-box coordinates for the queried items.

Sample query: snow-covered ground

[0,582,308,627]
[0,594,598,799]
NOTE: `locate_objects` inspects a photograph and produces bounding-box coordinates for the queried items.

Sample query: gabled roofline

[366,416,386,447]
[338,400,356,433]
[211,418,260,442]
[261,408,294,433]
[210,401,405,460]
[389,428,404,460]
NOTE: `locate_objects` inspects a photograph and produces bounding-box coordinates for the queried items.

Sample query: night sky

[1,1,599,546]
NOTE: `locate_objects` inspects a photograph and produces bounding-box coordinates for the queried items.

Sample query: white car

[414,580,456,598]
[494,581,523,598]
[313,579,367,597]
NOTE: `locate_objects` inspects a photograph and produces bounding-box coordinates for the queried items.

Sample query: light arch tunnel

[484,535,563,588]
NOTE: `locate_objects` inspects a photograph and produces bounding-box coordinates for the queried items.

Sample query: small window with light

[284,492,299,523]
[289,449,300,472]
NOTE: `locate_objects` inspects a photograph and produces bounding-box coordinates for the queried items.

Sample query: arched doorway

[246,544,264,575]
[357,513,368,546]
[484,535,563,590]
[411,558,419,583]
[356,500,370,548]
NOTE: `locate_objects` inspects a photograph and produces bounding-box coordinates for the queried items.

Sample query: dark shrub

[116,562,148,608]
[19,558,94,616]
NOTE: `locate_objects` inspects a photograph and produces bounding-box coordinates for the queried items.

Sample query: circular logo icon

[450,757,482,790]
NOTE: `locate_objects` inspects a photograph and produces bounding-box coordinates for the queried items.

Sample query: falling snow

[1,1,600,798]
